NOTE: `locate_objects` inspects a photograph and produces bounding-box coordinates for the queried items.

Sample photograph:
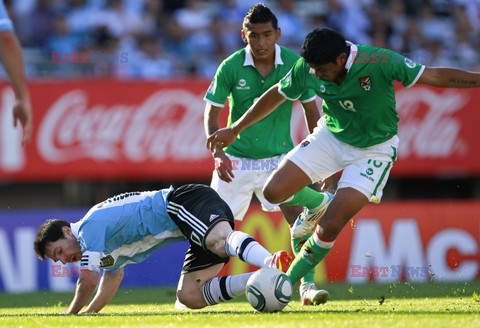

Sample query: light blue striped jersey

[71,187,186,271]
[0,2,13,31]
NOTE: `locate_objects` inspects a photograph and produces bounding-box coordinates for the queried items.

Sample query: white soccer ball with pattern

[245,267,292,312]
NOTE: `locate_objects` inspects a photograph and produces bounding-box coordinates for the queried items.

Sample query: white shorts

[210,153,285,221]
[285,120,399,203]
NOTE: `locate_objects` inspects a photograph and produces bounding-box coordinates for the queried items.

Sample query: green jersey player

[204,4,330,305]
[207,27,480,285]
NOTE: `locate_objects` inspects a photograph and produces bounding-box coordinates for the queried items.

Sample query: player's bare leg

[176,263,225,309]
[287,187,368,284]
[263,159,311,204]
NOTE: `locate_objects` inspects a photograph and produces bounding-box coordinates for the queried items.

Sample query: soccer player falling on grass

[204,4,330,305]
[34,184,291,314]
[207,27,480,286]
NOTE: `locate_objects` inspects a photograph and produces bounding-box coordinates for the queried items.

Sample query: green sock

[291,234,315,284]
[287,235,334,285]
[282,187,326,211]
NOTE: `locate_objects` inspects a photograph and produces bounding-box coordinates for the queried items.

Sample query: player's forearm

[204,104,223,136]
[83,269,123,313]
[301,101,321,134]
[0,31,29,99]
[419,67,480,88]
[65,274,98,314]
[231,84,286,135]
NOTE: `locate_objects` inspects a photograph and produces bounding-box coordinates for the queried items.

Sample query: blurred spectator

[5,0,480,78]
[122,35,176,79]
[44,14,81,55]
[216,0,244,55]
[20,0,56,47]
[325,0,372,44]
[274,0,307,50]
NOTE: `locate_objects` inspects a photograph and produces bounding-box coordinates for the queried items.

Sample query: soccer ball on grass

[245,267,292,312]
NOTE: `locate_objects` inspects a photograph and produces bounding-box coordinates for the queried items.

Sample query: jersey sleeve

[0,2,13,31]
[204,60,233,107]
[381,49,425,88]
[80,251,102,272]
[278,59,308,101]
[298,88,316,103]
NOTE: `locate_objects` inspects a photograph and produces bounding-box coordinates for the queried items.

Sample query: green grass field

[1,282,479,327]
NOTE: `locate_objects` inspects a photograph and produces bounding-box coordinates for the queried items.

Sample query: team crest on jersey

[404,57,416,68]
[100,255,114,268]
[359,76,372,91]
[236,78,250,90]
[300,140,310,148]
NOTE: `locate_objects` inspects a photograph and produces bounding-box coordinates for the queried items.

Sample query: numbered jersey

[279,43,424,148]
[71,188,185,271]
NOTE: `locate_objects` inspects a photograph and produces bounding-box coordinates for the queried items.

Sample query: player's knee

[205,221,231,257]
[263,184,283,204]
[177,288,207,309]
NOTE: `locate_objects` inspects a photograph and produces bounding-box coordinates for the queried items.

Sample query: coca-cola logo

[396,87,468,159]
[38,90,209,163]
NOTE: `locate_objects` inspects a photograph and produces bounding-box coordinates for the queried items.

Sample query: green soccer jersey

[204,44,316,159]
[279,43,425,148]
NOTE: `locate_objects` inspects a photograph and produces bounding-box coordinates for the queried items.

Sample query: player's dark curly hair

[34,219,70,260]
[301,27,348,65]
[243,3,278,30]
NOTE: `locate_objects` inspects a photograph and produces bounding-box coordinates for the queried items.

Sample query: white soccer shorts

[285,120,399,203]
[210,153,285,221]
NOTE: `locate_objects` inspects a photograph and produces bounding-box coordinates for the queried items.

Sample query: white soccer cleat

[291,192,334,238]
[174,298,188,310]
[300,283,329,306]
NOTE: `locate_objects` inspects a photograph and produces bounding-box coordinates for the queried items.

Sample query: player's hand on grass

[206,127,237,152]
[213,149,235,183]
[12,97,33,145]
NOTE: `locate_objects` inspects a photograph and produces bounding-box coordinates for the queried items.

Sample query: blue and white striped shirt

[71,187,186,272]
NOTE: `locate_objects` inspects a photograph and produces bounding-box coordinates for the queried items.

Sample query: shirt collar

[244,44,284,68]
[70,221,81,239]
[345,41,358,71]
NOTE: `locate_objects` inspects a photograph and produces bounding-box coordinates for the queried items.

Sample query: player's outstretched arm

[417,67,480,88]
[81,268,124,314]
[206,84,286,151]
[64,270,100,314]
[0,30,32,145]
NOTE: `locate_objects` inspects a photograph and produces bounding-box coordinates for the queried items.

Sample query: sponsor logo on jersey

[300,140,310,148]
[100,255,115,268]
[404,57,416,68]
[236,78,250,90]
[320,85,326,93]
[359,76,372,91]
[209,214,219,222]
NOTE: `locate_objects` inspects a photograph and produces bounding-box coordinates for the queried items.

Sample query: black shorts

[166,184,235,273]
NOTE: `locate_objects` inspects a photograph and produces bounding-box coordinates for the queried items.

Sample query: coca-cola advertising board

[0,80,478,181]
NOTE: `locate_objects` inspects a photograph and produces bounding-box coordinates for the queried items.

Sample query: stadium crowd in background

[1,0,479,80]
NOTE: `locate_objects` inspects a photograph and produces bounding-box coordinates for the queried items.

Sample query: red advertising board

[0,80,479,180]
[221,202,480,283]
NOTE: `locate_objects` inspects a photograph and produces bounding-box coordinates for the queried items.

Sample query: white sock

[224,231,272,267]
[202,273,253,306]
